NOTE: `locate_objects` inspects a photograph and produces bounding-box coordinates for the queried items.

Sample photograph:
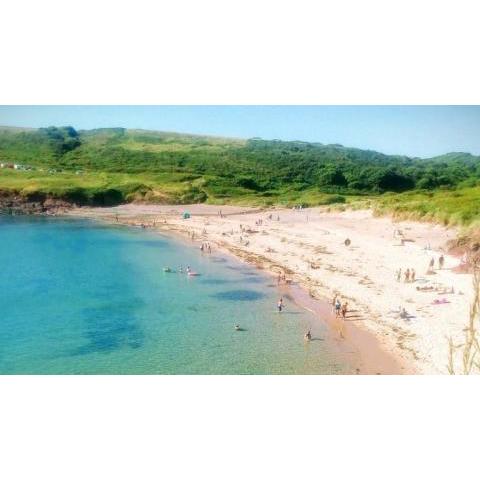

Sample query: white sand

[69,204,473,374]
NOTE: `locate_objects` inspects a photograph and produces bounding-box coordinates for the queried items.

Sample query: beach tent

[182,211,191,219]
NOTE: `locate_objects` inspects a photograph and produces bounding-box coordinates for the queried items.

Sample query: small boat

[187,271,200,276]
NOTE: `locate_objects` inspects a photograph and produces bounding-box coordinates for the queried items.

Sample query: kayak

[187,272,200,276]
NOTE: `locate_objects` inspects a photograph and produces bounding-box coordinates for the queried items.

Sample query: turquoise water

[0,216,354,374]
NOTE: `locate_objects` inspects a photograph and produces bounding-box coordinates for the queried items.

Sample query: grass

[370,187,480,227]
[448,266,480,374]
[1,126,480,225]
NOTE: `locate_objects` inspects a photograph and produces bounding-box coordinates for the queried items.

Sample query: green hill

[1,126,479,225]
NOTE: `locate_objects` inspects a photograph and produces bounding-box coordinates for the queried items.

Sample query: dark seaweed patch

[72,301,145,356]
[211,289,265,301]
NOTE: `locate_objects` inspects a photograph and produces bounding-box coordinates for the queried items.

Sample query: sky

[1,105,479,158]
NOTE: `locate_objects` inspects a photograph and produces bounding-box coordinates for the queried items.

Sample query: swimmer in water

[277,297,284,313]
[304,329,312,341]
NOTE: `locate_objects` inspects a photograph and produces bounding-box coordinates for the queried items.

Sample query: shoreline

[65,205,419,374]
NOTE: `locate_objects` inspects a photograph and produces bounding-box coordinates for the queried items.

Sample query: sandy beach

[67,204,474,374]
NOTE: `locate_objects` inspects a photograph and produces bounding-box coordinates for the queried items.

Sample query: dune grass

[371,187,480,226]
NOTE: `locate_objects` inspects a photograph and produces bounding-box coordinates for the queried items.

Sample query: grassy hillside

[1,126,479,224]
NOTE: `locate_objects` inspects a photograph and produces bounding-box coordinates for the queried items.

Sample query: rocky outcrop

[0,190,73,215]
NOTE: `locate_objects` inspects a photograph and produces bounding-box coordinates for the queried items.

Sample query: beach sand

[68,204,473,374]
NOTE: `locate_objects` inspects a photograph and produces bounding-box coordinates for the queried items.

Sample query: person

[331,294,338,313]
[235,325,240,331]
[277,273,281,285]
[277,297,284,313]
[304,329,312,341]
[208,243,211,254]
[429,257,435,272]
[179,267,184,273]
[341,302,348,320]
[186,266,191,274]
[404,268,410,283]
[396,269,402,282]
[200,243,204,252]
[335,298,341,318]
[439,254,445,269]
[411,268,416,282]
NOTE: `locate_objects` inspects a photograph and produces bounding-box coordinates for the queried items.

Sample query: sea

[0,215,356,374]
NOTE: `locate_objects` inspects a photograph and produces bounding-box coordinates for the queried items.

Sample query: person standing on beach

[439,254,445,269]
[395,269,402,282]
[341,302,348,320]
[332,294,338,313]
[404,268,410,283]
[335,298,341,318]
[428,257,435,273]
[411,269,416,283]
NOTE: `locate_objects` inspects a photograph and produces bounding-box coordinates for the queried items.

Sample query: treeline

[1,127,479,196]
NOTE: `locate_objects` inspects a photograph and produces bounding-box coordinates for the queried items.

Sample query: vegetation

[1,126,479,224]
[448,267,480,374]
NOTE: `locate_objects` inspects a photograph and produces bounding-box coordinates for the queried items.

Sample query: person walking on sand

[404,268,410,283]
[411,268,416,283]
[428,257,435,273]
[341,302,348,320]
[331,294,338,314]
[439,254,445,269]
[335,298,341,318]
[395,269,402,282]
[277,297,284,313]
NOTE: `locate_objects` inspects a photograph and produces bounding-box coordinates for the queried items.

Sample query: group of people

[332,295,348,320]
[396,268,416,283]
[427,254,445,273]
[200,242,212,253]
[277,271,287,285]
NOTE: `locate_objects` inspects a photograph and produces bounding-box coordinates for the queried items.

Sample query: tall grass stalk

[447,263,480,374]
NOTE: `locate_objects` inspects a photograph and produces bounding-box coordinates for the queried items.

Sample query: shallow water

[0,216,355,374]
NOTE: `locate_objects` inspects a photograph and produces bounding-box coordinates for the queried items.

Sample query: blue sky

[1,105,479,158]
